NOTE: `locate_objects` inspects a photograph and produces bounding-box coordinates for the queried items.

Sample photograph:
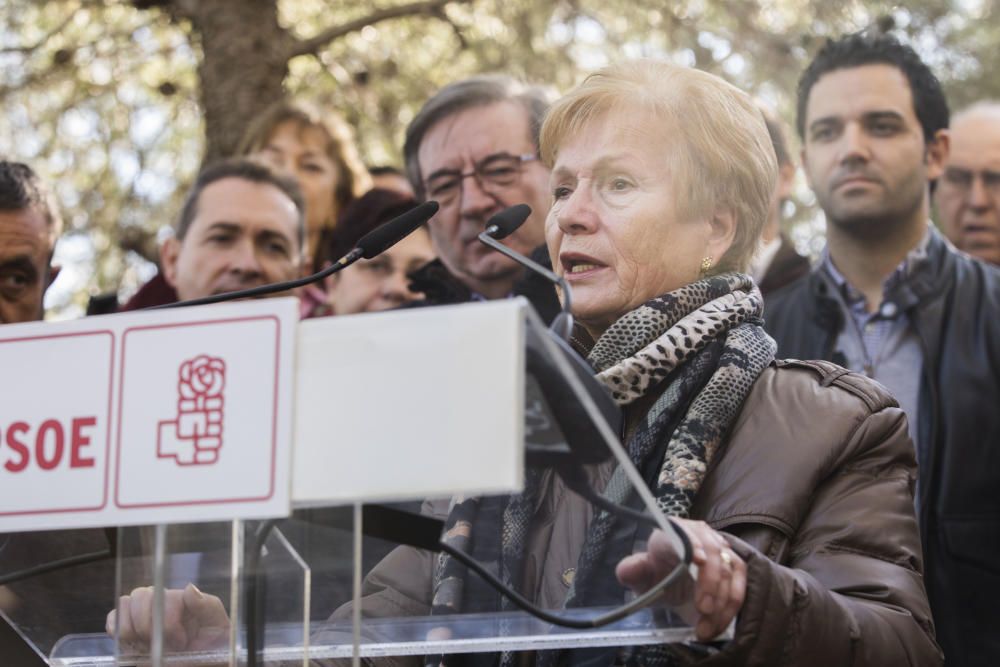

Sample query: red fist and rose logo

[157,355,226,466]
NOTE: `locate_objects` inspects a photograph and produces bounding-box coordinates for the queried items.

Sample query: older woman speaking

[533,60,940,665]
[108,61,941,667]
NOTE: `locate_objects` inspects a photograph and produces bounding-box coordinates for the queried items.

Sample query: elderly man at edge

[764,34,1000,666]
[933,100,1000,266]
[111,60,940,666]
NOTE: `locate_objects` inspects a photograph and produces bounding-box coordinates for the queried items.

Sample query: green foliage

[1,0,998,316]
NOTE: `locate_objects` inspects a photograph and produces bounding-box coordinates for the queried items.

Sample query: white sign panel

[292,299,525,506]
[0,298,297,531]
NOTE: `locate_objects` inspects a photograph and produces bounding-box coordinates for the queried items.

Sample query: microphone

[477,205,622,462]
[483,203,532,240]
[152,201,439,310]
[357,200,438,259]
[478,205,573,340]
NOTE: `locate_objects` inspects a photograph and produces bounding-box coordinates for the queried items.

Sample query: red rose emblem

[179,355,225,400]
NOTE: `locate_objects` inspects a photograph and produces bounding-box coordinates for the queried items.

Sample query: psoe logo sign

[157,355,226,466]
[116,313,285,512]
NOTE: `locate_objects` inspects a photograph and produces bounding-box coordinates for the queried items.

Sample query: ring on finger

[719,549,734,569]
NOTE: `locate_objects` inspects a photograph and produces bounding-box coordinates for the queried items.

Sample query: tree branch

[286,0,471,59]
[435,5,468,50]
[0,9,78,55]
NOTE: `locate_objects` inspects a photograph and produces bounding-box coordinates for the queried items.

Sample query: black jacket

[407,246,562,324]
[763,229,1000,667]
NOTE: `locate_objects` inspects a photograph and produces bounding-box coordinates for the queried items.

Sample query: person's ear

[925,128,950,181]
[705,206,737,264]
[160,236,181,289]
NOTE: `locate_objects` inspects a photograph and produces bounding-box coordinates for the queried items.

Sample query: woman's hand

[616,519,746,641]
[106,583,231,654]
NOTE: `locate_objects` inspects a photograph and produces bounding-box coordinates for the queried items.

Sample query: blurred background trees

[1,0,997,316]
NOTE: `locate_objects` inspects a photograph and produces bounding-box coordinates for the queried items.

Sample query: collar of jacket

[807,226,955,324]
[806,228,954,490]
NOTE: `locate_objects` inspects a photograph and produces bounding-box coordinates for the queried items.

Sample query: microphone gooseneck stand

[477,203,574,341]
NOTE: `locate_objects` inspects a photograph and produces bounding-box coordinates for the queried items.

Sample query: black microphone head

[356,200,439,259]
[485,204,531,240]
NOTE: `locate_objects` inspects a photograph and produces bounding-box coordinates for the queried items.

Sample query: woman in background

[320,187,434,316]
[238,100,371,267]
[239,101,372,318]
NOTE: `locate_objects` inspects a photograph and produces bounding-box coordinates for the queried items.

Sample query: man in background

[109,158,305,312]
[0,160,77,664]
[403,75,560,320]
[934,101,1000,265]
[765,33,1000,666]
[159,158,305,302]
[0,160,62,324]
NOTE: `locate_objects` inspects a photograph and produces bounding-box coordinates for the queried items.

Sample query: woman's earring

[699,256,713,278]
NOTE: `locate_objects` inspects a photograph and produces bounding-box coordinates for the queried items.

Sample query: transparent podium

[1,300,719,666]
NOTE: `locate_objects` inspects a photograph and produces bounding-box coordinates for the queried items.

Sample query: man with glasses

[402,75,559,316]
[934,101,1000,266]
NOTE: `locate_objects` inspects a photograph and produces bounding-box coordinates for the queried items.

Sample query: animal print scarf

[428,273,776,667]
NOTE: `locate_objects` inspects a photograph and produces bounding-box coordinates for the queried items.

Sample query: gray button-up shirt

[819,231,930,466]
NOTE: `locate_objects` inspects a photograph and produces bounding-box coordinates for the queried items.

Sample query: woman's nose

[556,186,599,234]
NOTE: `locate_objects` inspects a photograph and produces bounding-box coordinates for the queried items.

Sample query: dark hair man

[933,101,1000,265]
[116,159,305,311]
[402,75,559,318]
[0,159,68,665]
[160,158,305,302]
[0,161,63,324]
[751,108,811,294]
[765,32,1000,666]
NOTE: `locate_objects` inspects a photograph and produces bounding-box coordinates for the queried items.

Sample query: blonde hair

[540,60,777,274]
[238,100,372,222]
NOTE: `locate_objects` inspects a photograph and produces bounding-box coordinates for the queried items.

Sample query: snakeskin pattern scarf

[429,274,776,667]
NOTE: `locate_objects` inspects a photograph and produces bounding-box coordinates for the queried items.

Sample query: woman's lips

[560,253,607,280]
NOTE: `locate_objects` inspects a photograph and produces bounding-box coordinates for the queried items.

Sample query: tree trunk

[182,0,292,164]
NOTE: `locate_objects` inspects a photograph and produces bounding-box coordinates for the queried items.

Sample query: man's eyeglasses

[424,153,537,207]
[942,167,1000,198]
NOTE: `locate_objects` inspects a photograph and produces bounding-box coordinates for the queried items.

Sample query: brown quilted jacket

[326,359,942,666]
